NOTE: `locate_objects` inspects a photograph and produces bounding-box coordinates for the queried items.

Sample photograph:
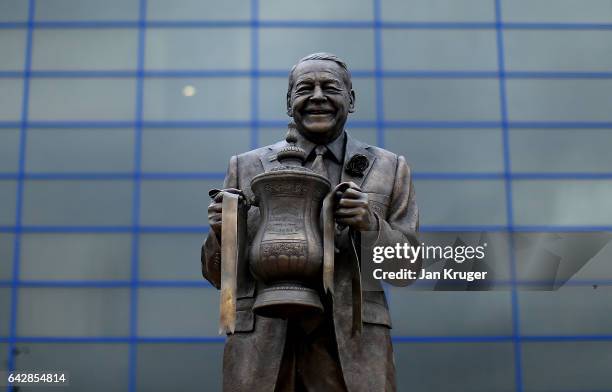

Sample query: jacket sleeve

[201,155,239,289]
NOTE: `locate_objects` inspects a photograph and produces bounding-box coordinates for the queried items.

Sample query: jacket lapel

[258,140,286,173]
[340,132,376,188]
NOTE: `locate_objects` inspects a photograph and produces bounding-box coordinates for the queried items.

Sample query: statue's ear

[286,92,293,117]
[348,89,356,113]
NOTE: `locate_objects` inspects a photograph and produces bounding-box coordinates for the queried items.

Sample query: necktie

[311,145,329,180]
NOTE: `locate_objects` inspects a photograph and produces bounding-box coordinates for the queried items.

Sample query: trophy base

[253,282,323,319]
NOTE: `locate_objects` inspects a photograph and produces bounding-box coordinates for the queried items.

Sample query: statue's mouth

[304,108,334,115]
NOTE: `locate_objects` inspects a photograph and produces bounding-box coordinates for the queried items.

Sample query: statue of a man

[202,52,419,391]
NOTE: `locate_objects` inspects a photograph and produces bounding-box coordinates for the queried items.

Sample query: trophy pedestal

[252,282,323,319]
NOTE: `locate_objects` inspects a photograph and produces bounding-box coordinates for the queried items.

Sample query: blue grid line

[250,0,259,150]
[373,0,385,148]
[6,0,34,388]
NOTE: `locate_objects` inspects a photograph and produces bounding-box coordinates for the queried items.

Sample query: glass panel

[513,180,612,226]
[0,129,19,173]
[147,0,250,21]
[20,233,131,281]
[146,28,250,70]
[137,344,223,391]
[32,29,138,70]
[22,180,132,226]
[17,288,130,336]
[383,78,501,121]
[14,343,129,392]
[502,0,612,23]
[0,29,25,70]
[258,28,375,71]
[26,128,134,173]
[506,79,612,122]
[0,180,16,225]
[143,77,250,121]
[260,0,372,21]
[139,179,222,226]
[0,0,28,21]
[35,0,138,21]
[0,79,23,121]
[386,128,504,173]
[29,78,136,121]
[510,129,612,173]
[347,128,377,146]
[394,343,515,392]
[383,29,498,70]
[569,240,612,281]
[522,342,612,391]
[0,288,10,336]
[415,179,507,226]
[0,234,14,280]
[139,233,206,281]
[382,0,495,22]
[141,128,250,173]
[138,287,218,336]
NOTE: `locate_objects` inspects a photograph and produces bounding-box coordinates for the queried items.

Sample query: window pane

[259,28,375,71]
[0,288,10,336]
[14,343,129,392]
[383,79,500,121]
[22,180,132,226]
[0,234,14,280]
[140,180,221,226]
[513,180,612,226]
[143,77,250,121]
[18,288,130,336]
[416,180,507,226]
[260,0,372,21]
[0,129,20,173]
[383,30,497,71]
[510,129,612,173]
[137,344,223,391]
[382,0,495,22]
[502,0,612,23]
[0,180,16,225]
[347,128,377,146]
[0,29,25,70]
[20,233,131,281]
[138,287,218,336]
[139,233,205,281]
[146,28,250,70]
[0,0,28,21]
[386,129,504,173]
[35,0,138,21]
[141,128,250,173]
[569,240,612,281]
[29,78,136,121]
[506,79,612,122]
[32,29,138,70]
[0,79,23,121]
[147,0,250,21]
[26,128,134,173]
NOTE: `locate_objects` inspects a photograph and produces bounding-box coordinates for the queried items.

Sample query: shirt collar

[295,130,346,163]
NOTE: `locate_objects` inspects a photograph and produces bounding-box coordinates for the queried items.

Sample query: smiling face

[287,60,355,143]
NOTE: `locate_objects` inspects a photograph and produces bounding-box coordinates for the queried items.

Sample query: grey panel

[20,233,131,281]
[510,128,612,173]
[522,342,612,391]
[0,180,17,225]
[35,0,138,20]
[415,179,507,226]
[505,30,612,71]
[259,28,375,71]
[520,287,612,335]
[383,78,501,121]
[0,129,19,173]
[386,128,504,173]
[146,28,250,70]
[22,180,133,226]
[395,343,515,392]
[0,288,10,336]
[0,29,25,70]
[29,78,136,121]
[26,128,134,173]
[506,79,612,122]
[570,241,612,280]
[139,233,206,281]
[147,0,250,21]
[18,288,130,336]
[14,343,129,392]
[502,0,612,23]
[141,128,250,173]
[260,0,372,21]
[137,344,223,392]
[139,179,222,226]
[143,77,250,121]
[382,0,495,22]
[513,180,612,226]
[389,290,513,336]
[0,79,23,121]
[138,287,218,336]
[347,128,378,146]
[0,234,14,280]
[383,29,498,70]
[32,29,138,70]
[0,0,28,21]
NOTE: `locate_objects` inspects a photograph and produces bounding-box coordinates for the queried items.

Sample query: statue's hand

[334,182,378,232]
[208,188,243,239]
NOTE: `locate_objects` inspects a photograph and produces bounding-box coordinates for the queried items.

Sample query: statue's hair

[287,52,353,98]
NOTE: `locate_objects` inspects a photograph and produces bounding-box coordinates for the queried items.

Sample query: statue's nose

[310,85,326,102]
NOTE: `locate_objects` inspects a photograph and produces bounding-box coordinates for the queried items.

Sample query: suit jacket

[202,132,419,392]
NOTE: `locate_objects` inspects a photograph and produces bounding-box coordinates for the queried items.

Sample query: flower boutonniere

[344,154,369,177]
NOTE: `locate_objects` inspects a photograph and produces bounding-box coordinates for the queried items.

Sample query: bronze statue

[202,52,420,391]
